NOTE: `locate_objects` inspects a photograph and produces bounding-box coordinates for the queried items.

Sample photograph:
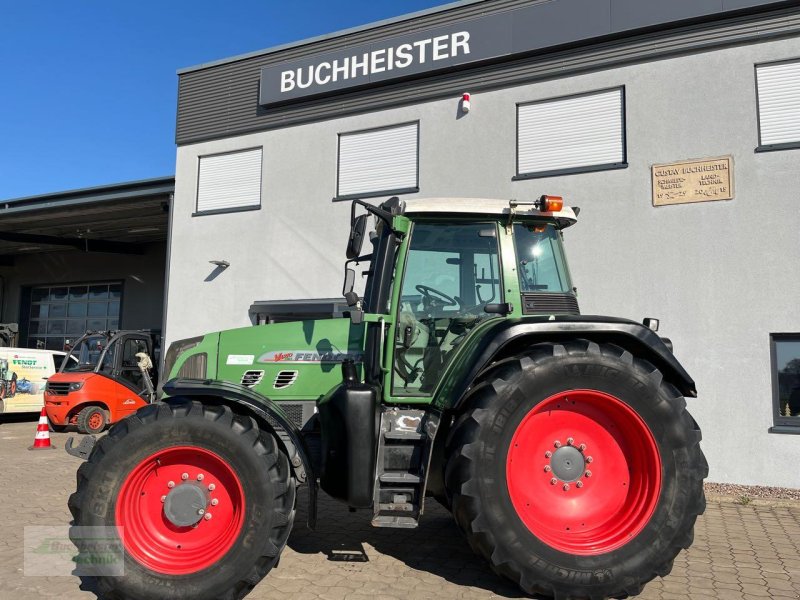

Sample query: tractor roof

[401,198,579,228]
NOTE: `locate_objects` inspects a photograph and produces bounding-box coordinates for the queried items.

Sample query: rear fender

[161,377,317,529]
[436,316,697,413]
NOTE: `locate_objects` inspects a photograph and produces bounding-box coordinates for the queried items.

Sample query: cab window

[513,223,571,293]
[393,222,501,395]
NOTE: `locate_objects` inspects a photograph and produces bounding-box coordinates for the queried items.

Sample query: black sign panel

[259,13,514,107]
[258,0,768,107]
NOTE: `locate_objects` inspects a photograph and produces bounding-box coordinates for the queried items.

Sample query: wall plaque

[651,156,734,206]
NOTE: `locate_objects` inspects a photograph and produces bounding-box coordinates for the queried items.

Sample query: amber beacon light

[539,195,564,212]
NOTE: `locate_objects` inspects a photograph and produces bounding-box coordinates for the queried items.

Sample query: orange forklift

[44,330,158,434]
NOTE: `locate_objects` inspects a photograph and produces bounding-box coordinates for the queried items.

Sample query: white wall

[168,36,800,488]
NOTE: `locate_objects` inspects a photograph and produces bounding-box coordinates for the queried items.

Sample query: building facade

[168,0,800,487]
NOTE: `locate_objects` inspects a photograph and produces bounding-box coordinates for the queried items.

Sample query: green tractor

[0,357,18,402]
[69,196,707,600]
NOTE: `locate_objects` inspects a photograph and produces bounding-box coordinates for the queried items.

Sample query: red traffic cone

[29,408,56,450]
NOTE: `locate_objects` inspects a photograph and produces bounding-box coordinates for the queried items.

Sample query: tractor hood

[166,316,364,402]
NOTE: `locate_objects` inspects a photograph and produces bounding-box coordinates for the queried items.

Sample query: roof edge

[1,176,175,206]
[176,0,487,75]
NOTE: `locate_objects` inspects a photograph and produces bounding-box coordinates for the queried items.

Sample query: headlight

[68,382,84,392]
[163,336,204,379]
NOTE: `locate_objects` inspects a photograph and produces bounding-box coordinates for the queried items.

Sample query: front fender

[162,377,317,529]
[434,315,697,412]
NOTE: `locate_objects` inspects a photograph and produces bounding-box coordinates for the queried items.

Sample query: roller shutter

[518,88,625,177]
[756,60,800,147]
[196,147,262,213]
[338,123,419,198]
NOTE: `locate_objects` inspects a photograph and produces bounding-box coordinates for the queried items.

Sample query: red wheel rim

[116,446,245,575]
[88,412,103,430]
[506,389,662,555]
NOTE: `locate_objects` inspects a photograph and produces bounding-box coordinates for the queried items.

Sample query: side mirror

[342,268,357,303]
[346,214,368,260]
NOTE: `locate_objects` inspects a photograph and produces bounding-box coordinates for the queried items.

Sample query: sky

[0,0,451,200]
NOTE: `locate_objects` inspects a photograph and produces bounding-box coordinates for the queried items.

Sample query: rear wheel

[69,399,295,600]
[444,340,707,600]
[76,405,107,434]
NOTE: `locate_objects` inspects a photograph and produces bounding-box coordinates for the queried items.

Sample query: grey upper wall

[176,0,799,145]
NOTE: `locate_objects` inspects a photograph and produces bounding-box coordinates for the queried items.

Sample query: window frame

[335,121,420,201]
[514,86,628,180]
[754,57,800,153]
[21,281,124,351]
[769,332,800,434]
[193,146,264,217]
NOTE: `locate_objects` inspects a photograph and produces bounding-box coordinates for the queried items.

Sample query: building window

[770,334,800,433]
[196,147,262,214]
[337,122,419,199]
[24,283,122,351]
[756,59,800,152]
[516,87,626,179]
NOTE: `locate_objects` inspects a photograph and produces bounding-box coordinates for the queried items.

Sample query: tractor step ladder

[372,407,439,528]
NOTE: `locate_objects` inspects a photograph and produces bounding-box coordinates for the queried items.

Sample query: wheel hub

[163,482,209,527]
[549,445,585,482]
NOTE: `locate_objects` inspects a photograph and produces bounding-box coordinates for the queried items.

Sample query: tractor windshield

[513,223,572,293]
[63,335,110,373]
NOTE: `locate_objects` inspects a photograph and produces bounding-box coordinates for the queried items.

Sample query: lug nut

[211,498,219,506]
[576,481,584,488]
[544,465,552,472]
[550,478,558,485]
[198,509,205,516]
[566,437,574,446]
[204,513,213,521]
[167,481,175,489]
[586,456,593,463]
[181,473,189,481]
[161,495,166,503]
[562,483,570,491]
[208,484,216,491]
[579,443,586,451]
[585,470,592,478]
[554,441,562,448]
[197,474,204,481]
[544,451,552,459]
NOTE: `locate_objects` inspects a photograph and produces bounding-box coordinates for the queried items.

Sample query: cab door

[388,222,503,398]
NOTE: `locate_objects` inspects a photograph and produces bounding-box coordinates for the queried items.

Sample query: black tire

[444,340,707,600]
[68,399,296,600]
[76,405,107,434]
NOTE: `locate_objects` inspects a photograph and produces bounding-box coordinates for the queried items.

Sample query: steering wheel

[416,284,457,307]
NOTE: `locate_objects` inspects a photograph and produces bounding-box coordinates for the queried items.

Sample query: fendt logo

[257,350,364,364]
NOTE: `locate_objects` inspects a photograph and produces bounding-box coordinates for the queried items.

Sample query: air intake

[240,370,264,388]
[274,370,298,389]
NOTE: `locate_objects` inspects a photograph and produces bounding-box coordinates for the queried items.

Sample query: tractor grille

[522,293,580,315]
[240,370,264,388]
[46,382,71,395]
[273,370,298,389]
[265,402,309,430]
[177,353,207,378]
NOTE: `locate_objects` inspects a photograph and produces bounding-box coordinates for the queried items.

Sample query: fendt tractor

[69,196,707,600]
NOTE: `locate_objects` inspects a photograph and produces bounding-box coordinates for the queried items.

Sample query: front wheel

[445,341,707,600]
[76,405,107,434]
[68,399,296,600]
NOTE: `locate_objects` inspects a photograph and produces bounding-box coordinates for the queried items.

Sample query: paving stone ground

[1,415,799,600]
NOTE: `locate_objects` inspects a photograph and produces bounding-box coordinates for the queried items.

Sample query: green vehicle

[69,196,707,600]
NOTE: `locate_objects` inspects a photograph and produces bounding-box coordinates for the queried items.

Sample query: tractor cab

[342,196,579,395]
[45,330,159,434]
